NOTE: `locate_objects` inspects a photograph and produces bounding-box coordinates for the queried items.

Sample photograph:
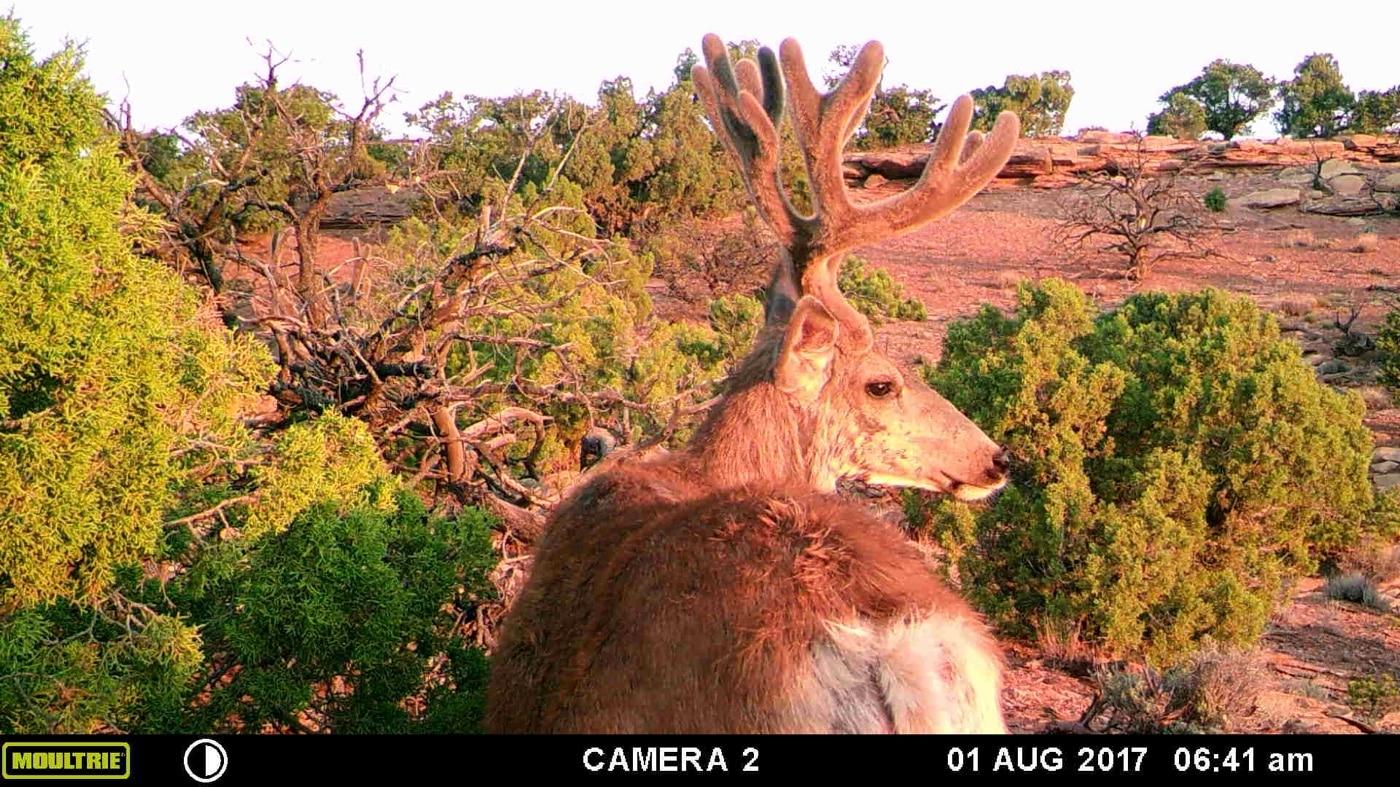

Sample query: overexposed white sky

[10,1,1400,139]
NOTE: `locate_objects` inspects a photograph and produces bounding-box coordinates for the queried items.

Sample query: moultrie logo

[2,742,131,779]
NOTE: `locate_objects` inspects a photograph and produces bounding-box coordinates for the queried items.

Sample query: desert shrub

[658,295,763,379]
[0,601,205,734]
[0,413,499,734]
[921,280,1378,663]
[408,55,746,239]
[1204,187,1228,213]
[824,45,943,149]
[1083,648,1262,733]
[354,185,736,482]
[648,210,775,302]
[168,486,497,733]
[241,412,395,539]
[1375,307,1400,390]
[1282,229,1317,248]
[1347,674,1400,720]
[1325,534,1400,610]
[1324,573,1386,610]
[1339,533,1400,582]
[1351,88,1400,135]
[837,255,927,323]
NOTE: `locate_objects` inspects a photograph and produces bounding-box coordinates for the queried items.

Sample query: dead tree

[1053,134,1216,280]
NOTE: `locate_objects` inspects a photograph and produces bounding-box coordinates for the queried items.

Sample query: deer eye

[865,380,896,399]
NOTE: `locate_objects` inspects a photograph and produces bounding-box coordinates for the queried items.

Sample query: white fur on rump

[798,614,1007,734]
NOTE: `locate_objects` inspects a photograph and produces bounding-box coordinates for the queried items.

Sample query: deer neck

[684,346,837,493]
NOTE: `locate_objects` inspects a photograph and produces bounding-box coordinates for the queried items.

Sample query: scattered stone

[1344,134,1379,150]
[1372,460,1400,474]
[1240,188,1302,208]
[1280,139,1348,157]
[1001,150,1053,177]
[843,150,926,180]
[1302,196,1382,216]
[1375,473,1400,492]
[1316,359,1348,375]
[1076,130,1134,144]
[1277,166,1317,185]
[863,173,888,189]
[1327,174,1367,196]
[322,185,421,229]
[1139,135,1192,152]
[1375,172,1400,192]
[1373,446,1400,463]
[1319,159,1360,178]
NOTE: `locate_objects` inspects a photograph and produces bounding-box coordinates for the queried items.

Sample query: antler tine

[778,37,884,240]
[691,34,798,247]
[961,130,985,164]
[853,96,1020,241]
[734,58,763,98]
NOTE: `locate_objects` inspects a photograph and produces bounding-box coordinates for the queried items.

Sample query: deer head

[689,35,1019,501]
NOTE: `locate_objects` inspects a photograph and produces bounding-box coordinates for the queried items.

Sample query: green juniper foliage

[170,486,497,734]
[919,281,1378,664]
[11,5,1399,735]
[0,17,499,735]
[837,255,927,324]
[1204,187,1228,213]
[1152,61,1276,140]
[825,45,944,150]
[971,71,1075,137]
[0,17,272,611]
[1376,307,1400,390]
[1147,92,1209,140]
[1275,53,1355,139]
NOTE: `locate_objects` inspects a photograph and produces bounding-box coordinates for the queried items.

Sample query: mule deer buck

[485,33,1020,734]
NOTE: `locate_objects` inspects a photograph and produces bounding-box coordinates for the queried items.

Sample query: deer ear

[775,296,839,403]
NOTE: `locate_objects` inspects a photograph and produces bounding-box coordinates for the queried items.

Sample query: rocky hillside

[845,131,1400,217]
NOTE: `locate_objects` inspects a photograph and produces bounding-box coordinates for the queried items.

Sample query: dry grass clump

[1034,618,1105,674]
[1325,537,1400,611]
[1357,385,1394,411]
[1280,296,1318,317]
[1353,233,1380,254]
[1283,229,1317,248]
[995,270,1023,290]
[1078,647,1264,733]
[1340,536,1400,585]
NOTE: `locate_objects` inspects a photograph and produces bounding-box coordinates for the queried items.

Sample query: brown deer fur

[485,34,1020,734]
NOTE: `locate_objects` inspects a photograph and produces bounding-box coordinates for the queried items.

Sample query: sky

[9,1,1400,140]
